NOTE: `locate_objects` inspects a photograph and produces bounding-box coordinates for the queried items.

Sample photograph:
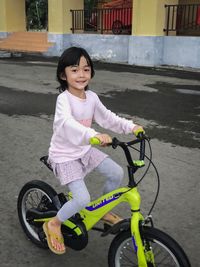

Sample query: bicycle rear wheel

[108,226,191,267]
[17,180,57,248]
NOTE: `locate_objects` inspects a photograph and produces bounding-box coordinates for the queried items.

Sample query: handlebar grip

[133,128,145,138]
[137,132,145,139]
[90,137,101,145]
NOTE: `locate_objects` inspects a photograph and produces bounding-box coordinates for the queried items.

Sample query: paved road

[0,55,199,267]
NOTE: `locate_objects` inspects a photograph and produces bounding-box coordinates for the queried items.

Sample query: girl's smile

[63,56,92,99]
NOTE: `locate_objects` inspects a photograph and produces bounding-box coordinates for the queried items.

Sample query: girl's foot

[43,217,66,255]
[101,212,123,225]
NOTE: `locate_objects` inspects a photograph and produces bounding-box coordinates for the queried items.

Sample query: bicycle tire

[17,180,57,248]
[108,226,191,267]
[112,20,123,34]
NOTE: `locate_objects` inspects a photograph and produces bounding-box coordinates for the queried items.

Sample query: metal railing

[164,4,200,35]
[70,8,132,34]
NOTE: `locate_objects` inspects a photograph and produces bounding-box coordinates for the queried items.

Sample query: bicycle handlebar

[90,134,147,168]
[90,137,101,145]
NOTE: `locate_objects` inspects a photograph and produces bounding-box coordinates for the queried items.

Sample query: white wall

[47,33,200,69]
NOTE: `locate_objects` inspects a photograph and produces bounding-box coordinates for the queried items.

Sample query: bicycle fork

[130,212,154,267]
[126,189,155,267]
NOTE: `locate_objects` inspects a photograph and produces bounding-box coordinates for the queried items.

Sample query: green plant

[26,0,48,30]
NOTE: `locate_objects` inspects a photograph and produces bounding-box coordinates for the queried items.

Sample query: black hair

[56,46,95,92]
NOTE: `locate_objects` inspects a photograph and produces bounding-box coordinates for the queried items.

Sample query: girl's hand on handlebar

[94,134,112,146]
[132,125,145,138]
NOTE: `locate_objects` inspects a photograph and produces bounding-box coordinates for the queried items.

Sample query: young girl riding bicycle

[43,46,144,255]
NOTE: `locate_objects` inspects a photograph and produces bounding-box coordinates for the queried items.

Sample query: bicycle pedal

[103,223,112,231]
[38,230,46,242]
[101,224,113,237]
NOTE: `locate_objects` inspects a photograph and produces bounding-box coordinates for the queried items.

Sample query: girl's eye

[71,69,77,72]
[84,68,90,72]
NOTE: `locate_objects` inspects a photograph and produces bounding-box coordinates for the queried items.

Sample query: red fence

[70,8,132,34]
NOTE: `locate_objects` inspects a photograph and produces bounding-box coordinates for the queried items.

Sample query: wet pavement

[0,56,199,148]
[0,55,200,267]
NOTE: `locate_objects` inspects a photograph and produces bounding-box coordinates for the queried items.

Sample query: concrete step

[0,31,54,53]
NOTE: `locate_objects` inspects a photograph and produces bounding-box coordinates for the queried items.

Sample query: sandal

[101,212,123,226]
[43,222,66,255]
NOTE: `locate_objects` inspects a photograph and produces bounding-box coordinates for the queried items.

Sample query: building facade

[0,0,199,68]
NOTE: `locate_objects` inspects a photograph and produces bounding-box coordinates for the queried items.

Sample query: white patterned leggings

[57,157,124,222]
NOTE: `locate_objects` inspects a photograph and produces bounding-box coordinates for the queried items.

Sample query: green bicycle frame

[34,185,150,266]
[80,186,149,267]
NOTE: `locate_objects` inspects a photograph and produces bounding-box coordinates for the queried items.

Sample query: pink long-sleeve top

[49,90,136,163]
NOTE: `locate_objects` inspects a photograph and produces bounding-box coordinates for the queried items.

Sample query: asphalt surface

[0,54,200,267]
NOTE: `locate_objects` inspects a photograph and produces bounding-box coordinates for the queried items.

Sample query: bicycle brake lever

[112,137,120,149]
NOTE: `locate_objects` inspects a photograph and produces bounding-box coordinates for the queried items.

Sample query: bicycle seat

[40,155,53,171]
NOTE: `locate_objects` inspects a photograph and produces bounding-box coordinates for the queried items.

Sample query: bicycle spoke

[120,253,136,265]
[118,240,137,267]
[29,192,38,207]
[33,190,42,205]
[34,190,41,203]
[121,264,137,267]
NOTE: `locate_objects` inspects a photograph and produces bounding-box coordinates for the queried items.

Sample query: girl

[43,47,144,255]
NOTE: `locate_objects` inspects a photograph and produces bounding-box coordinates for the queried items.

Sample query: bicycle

[17,134,191,267]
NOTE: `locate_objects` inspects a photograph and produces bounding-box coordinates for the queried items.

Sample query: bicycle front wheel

[108,226,191,267]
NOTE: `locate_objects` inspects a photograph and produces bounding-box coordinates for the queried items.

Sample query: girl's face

[63,56,92,96]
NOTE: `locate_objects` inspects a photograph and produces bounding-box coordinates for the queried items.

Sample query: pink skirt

[49,147,108,185]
